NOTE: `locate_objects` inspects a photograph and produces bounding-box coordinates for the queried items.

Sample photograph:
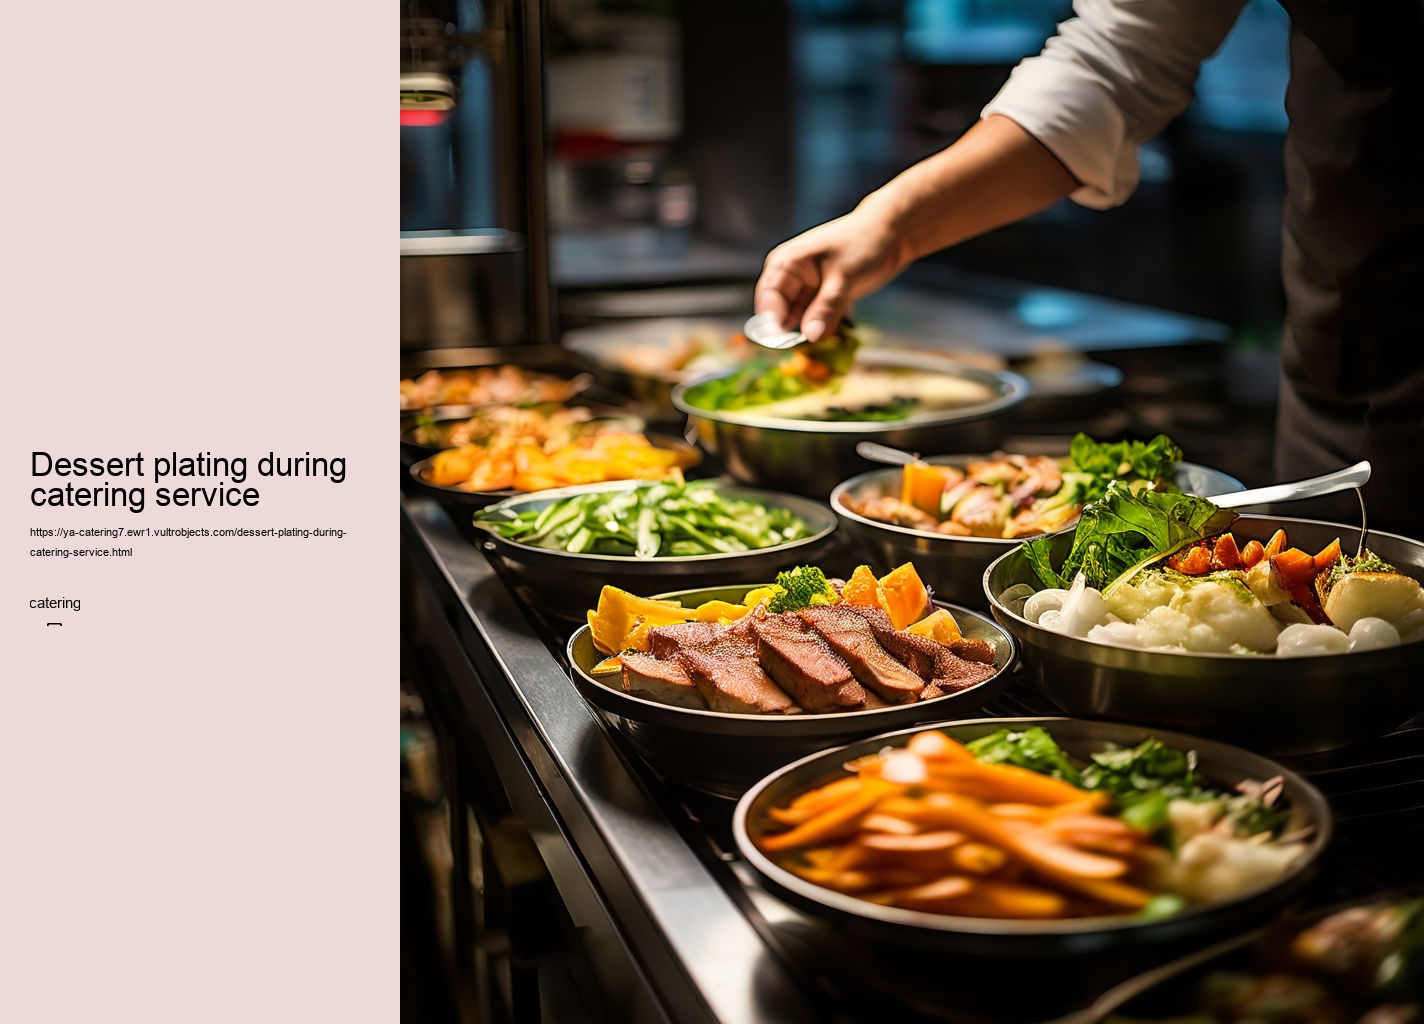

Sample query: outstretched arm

[755,0,1248,341]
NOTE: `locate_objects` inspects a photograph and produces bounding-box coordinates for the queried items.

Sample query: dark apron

[1273,0,1424,539]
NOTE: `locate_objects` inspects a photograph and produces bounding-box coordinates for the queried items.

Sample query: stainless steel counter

[401,493,1424,1024]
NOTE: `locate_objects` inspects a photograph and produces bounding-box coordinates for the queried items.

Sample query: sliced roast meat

[648,621,722,659]
[751,614,866,712]
[620,652,706,709]
[947,636,997,665]
[677,647,800,715]
[798,605,927,703]
[842,603,998,694]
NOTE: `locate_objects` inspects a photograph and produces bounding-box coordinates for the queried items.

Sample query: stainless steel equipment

[673,350,1030,498]
[831,460,1244,607]
[566,585,1017,797]
[734,716,1331,958]
[472,481,839,621]
[984,515,1424,754]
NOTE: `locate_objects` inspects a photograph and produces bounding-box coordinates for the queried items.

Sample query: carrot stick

[759,779,894,852]
[941,879,1068,919]
[906,730,976,762]
[767,776,863,825]
[926,762,1107,807]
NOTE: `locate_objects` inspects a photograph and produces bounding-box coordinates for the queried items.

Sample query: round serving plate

[734,716,1330,959]
[566,586,1017,798]
[984,515,1424,754]
[672,350,1031,498]
[473,480,839,622]
[831,459,1244,608]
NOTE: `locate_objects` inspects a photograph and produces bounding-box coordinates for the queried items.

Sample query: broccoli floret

[766,565,839,613]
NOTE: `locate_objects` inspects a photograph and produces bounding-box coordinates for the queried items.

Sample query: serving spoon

[744,312,857,350]
[855,441,920,465]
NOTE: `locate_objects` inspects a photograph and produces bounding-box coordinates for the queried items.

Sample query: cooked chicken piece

[936,520,972,536]
[1003,499,1082,539]
[799,606,927,703]
[965,457,1019,485]
[848,495,938,531]
[752,615,867,712]
[1007,455,1064,508]
[950,486,1011,537]
[620,653,706,709]
[677,648,800,715]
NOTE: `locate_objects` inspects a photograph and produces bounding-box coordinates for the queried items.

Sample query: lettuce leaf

[1022,481,1236,591]
[1068,432,1182,486]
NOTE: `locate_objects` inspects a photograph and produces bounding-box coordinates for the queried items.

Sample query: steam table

[401,494,1424,1024]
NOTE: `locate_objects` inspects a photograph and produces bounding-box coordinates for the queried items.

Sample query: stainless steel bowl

[985,515,1424,754]
[566,586,1017,797]
[734,716,1331,958]
[672,350,1030,498]
[832,460,1244,608]
[474,480,839,622]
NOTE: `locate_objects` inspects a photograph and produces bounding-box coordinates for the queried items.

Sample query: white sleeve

[982,0,1248,209]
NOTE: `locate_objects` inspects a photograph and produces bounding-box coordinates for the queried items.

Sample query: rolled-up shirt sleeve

[982,0,1247,208]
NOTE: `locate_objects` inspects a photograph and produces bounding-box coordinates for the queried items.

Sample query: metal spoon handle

[856,441,920,466]
[1206,461,1371,509]
[744,313,856,350]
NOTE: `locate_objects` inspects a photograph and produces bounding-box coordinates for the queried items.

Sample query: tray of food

[399,363,594,413]
[399,402,645,466]
[472,479,839,620]
[1074,893,1423,1024]
[832,433,1243,606]
[735,717,1329,958]
[672,331,1029,497]
[566,561,1016,796]
[985,484,1424,753]
[407,428,702,511]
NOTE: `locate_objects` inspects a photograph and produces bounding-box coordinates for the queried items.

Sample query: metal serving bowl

[672,349,1030,498]
[832,460,1244,608]
[985,515,1424,755]
[734,716,1331,958]
[566,586,1017,798]
[405,433,702,513]
[473,480,839,622]
[398,404,644,467]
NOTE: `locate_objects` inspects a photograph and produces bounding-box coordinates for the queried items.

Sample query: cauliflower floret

[1106,574,1184,623]
[1167,797,1225,847]
[1169,581,1282,654]
[1152,832,1305,903]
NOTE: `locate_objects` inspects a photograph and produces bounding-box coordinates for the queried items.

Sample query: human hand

[754,207,909,343]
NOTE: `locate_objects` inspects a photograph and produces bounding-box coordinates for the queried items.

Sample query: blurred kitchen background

[399,0,1290,472]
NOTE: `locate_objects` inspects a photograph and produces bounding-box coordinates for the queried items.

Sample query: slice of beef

[844,604,939,679]
[843,603,998,694]
[751,614,866,712]
[677,647,800,715]
[932,653,998,693]
[648,621,722,659]
[695,614,759,660]
[799,606,927,703]
[948,636,997,665]
[619,652,706,709]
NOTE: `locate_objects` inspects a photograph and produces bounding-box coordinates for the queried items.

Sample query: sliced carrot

[1167,544,1213,575]
[906,730,975,762]
[941,879,1068,919]
[883,875,975,912]
[949,842,1008,875]
[1213,533,1243,570]
[1262,528,1288,560]
[926,762,1107,807]
[1313,538,1342,573]
[1053,874,1153,911]
[767,776,863,825]
[861,830,966,853]
[988,803,1051,821]
[759,779,895,851]
[1271,548,1318,588]
[860,814,921,835]
[1240,539,1266,568]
